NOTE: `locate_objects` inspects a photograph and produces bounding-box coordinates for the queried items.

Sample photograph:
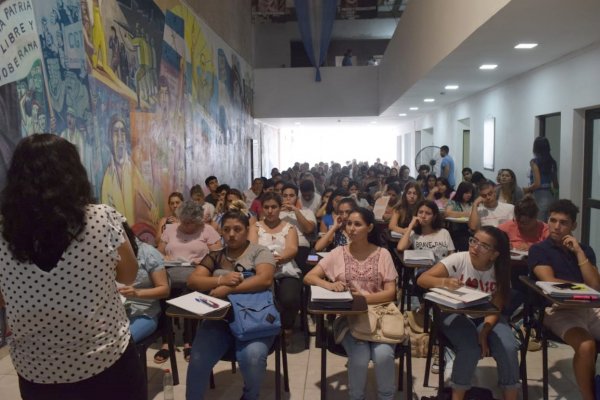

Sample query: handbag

[228,291,281,341]
[347,302,406,344]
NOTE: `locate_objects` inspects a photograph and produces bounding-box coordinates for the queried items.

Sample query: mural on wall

[0,83,21,190]
[10,0,259,237]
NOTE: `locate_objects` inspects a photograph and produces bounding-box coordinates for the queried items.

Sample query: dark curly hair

[1,134,93,268]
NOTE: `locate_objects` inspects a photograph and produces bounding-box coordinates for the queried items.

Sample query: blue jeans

[129,315,158,343]
[341,334,396,400]
[186,319,274,400]
[441,314,520,390]
[533,188,555,222]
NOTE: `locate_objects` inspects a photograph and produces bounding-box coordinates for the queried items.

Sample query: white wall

[397,42,600,211]
[254,66,379,118]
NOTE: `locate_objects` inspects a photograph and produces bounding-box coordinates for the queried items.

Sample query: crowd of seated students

[114,139,585,399]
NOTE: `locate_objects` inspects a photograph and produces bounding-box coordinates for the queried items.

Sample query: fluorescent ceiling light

[444,84,459,90]
[370,121,377,124]
[479,64,498,70]
[424,98,435,103]
[409,107,419,111]
[398,113,407,117]
[294,122,301,125]
[515,43,538,49]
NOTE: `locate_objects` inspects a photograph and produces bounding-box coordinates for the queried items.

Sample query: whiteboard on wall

[483,117,495,170]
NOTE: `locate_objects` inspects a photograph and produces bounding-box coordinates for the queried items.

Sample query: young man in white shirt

[468,181,514,230]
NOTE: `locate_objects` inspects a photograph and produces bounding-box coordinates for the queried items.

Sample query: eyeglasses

[468,237,494,252]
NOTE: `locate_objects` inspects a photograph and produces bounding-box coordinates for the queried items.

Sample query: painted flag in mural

[0,0,42,86]
[162,10,186,71]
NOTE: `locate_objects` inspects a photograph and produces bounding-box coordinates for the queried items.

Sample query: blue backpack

[228,291,281,341]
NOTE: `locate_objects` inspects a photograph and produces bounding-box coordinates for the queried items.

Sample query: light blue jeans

[534,188,555,223]
[441,314,520,390]
[341,334,396,400]
[129,315,158,343]
[186,319,274,400]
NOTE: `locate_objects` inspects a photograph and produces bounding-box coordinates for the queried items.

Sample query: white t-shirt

[301,192,321,215]
[408,228,455,261]
[477,202,514,228]
[439,252,497,294]
[0,204,130,383]
[279,208,316,247]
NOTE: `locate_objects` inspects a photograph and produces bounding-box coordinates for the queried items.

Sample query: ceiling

[258,0,600,128]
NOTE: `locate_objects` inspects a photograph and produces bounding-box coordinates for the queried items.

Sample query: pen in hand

[195,295,219,308]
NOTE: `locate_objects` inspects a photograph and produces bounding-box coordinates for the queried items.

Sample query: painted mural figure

[64,71,89,119]
[102,115,158,227]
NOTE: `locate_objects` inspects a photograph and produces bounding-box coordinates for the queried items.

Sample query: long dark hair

[532,136,557,176]
[412,200,443,234]
[453,182,474,205]
[479,226,511,306]
[350,207,378,245]
[1,134,93,267]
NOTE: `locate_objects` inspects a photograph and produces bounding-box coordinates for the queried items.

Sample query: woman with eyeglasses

[417,226,519,400]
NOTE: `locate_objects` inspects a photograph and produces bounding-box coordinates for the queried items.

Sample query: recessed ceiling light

[398,113,407,117]
[409,107,419,111]
[444,84,459,90]
[479,64,498,70]
[515,43,538,49]
[370,121,377,124]
[424,98,435,103]
[294,122,301,125]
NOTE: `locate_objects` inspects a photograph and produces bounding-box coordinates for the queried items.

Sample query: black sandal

[153,348,170,364]
[184,347,192,362]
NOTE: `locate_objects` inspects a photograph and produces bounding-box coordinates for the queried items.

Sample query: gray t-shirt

[200,242,276,276]
[125,239,165,319]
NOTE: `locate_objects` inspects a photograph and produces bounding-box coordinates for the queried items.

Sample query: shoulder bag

[347,302,406,344]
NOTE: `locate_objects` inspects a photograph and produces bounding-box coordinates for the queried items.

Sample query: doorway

[582,108,600,251]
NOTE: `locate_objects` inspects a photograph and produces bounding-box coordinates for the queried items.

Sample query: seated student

[250,180,274,219]
[381,182,402,222]
[204,175,220,206]
[121,223,170,343]
[244,177,264,208]
[427,177,454,211]
[314,197,357,251]
[280,183,317,272]
[462,167,473,183]
[304,208,398,400]
[316,188,334,219]
[155,191,183,244]
[299,179,321,215]
[190,184,216,222]
[496,169,524,205]
[348,180,371,208]
[389,181,423,236]
[249,192,300,342]
[422,174,438,199]
[498,195,548,251]
[417,226,520,400]
[320,188,351,232]
[446,182,475,251]
[468,181,515,231]
[528,199,600,400]
[213,188,257,230]
[186,211,277,400]
[397,199,455,260]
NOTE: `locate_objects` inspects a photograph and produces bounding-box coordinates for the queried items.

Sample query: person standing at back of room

[440,145,456,189]
[524,136,558,222]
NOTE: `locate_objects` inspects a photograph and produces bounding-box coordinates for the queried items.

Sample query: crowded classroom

[1,0,600,400]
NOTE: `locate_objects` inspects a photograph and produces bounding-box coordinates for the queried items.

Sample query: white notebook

[310,285,353,302]
[167,291,230,315]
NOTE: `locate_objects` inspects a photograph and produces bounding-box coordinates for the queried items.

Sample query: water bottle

[163,369,174,400]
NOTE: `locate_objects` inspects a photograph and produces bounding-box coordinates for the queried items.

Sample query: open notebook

[167,292,231,315]
[536,281,600,299]
[424,286,491,309]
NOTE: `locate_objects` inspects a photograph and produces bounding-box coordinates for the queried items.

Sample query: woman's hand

[408,216,420,229]
[209,285,233,299]
[118,286,138,298]
[328,281,347,292]
[220,272,244,287]
[441,277,462,290]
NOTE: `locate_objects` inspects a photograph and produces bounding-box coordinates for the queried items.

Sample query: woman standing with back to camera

[0,134,145,400]
[524,136,558,221]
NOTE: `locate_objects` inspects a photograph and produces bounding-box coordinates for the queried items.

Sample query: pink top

[319,246,398,294]
[498,219,549,250]
[161,223,221,263]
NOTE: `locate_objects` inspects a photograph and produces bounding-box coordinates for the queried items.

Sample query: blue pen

[195,296,219,308]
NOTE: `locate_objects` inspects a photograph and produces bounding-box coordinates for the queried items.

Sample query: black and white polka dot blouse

[0,204,131,384]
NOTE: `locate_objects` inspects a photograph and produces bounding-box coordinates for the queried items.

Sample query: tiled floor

[0,332,592,400]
